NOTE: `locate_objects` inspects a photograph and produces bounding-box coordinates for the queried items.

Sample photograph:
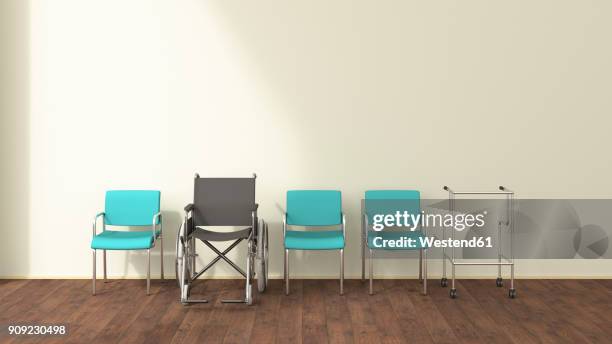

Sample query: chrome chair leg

[284,249,289,295]
[369,248,373,295]
[147,249,151,295]
[103,249,107,282]
[92,250,96,295]
[340,249,344,295]
[361,227,365,281]
[419,249,423,282]
[160,235,164,280]
[423,248,428,295]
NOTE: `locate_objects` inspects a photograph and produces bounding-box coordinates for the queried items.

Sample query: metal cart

[440,186,516,299]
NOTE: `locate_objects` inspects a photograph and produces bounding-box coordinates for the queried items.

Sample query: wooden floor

[1,279,611,343]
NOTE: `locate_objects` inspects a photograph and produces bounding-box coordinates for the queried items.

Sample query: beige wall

[2,0,612,278]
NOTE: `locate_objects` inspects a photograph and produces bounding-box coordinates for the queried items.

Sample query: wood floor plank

[119,284,174,344]
[1,279,611,343]
[450,280,513,344]
[222,280,257,344]
[276,279,303,343]
[366,280,405,344]
[538,280,612,338]
[405,282,460,344]
[459,280,541,344]
[93,280,161,344]
[324,279,354,344]
[344,279,381,344]
[0,279,30,303]
[302,279,329,344]
[65,280,143,344]
[0,280,63,325]
[249,280,282,344]
[170,279,225,344]
[518,281,593,343]
[428,280,483,343]
[383,279,434,344]
[475,279,568,344]
[14,280,89,344]
[528,280,609,342]
[1,280,72,344]
[192,280,234,344]
[169,303,214,344]
[146,281,189,344]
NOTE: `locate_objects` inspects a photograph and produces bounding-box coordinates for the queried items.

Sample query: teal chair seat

[367,231,428,250]
[91,230,160,250]
[285,230,345,250]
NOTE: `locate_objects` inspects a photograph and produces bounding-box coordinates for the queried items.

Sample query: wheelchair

[175,173,268,305]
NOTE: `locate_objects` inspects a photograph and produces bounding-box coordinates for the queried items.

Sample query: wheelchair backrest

[193,177,256,227]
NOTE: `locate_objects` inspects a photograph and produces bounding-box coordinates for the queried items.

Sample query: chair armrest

[92,212,105,238]
[341,213,346,240]
[362,212,369,236]
[283,213,287,242]
[152,212,162,243]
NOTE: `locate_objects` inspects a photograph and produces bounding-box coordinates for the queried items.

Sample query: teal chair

[91,190,163,295]
[283,190,345,295]
[362,190,428,295]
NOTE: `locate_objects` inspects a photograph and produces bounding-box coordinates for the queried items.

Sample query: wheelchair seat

[192,227,252,242]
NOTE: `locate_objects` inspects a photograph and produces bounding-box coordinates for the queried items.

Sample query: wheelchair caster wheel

[496,277,503,287]
[450,289,457,298]
[440,278,448,287]
[509,289,516,298]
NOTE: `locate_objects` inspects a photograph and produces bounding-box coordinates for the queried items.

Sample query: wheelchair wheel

[175,222,191,289]
[256,221,269,292]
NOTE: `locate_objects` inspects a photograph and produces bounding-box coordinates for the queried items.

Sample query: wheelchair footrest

[221,299,248,303]
[181,299,209,304]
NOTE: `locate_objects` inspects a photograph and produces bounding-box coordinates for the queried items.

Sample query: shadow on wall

[0,0,30,277]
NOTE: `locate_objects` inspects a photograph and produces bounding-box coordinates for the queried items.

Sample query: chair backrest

[286,190,342,226]
[364,190,421,225]
[193,177,256,227]
[105,190,161,226]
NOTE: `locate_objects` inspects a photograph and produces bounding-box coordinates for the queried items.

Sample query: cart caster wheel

[450,288,457,298]
[496,277,503,287]
[509,289,516,299]
[441,278,448,287]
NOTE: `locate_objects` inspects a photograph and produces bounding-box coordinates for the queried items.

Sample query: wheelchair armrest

[251,206,258,229]
[184,203,194,212]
